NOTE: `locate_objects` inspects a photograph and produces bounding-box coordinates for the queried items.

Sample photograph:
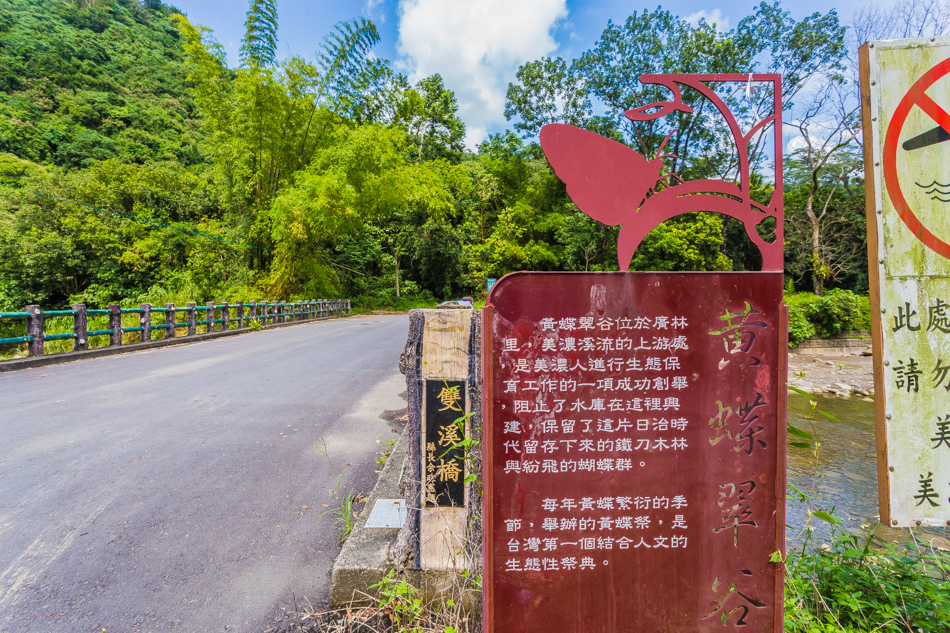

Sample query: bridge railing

[0,298,351,359]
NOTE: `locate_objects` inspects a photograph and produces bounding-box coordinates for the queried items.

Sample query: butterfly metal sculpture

[540,74,784,272]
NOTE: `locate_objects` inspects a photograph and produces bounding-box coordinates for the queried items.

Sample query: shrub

[787,303,816,347]
[785,290,870,344]
[805,289,865,338]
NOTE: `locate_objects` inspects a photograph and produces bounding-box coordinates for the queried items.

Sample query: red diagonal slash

[916,92,950,135]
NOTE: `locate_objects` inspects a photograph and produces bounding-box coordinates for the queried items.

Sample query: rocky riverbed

[787,350,875,399]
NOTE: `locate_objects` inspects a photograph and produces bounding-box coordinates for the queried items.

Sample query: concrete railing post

[25,304,44,357]
[108,303,122,347]
[206,302,215,333]
[237,301,245,329]
[108,304,122,347]
[165,303,175,338]
[187,302,196,336]
[72,304,87,351]
[249,301,257,323]
[140,303,152,343]
[222,302,229,331]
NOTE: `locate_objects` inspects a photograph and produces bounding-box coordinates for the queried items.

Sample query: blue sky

[171,0,887,147]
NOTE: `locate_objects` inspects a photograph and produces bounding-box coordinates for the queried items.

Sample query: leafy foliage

[505,56,591,136]
[239,0,278,67]
[785,517,950,632]
[785,290,870,341]
[0,0,202,167]
[786,302,816,347]
[0,0,880,316]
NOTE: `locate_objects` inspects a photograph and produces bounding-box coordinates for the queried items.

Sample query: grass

[784,515,950,632]
[784,397,950,632]
[316,438,365,544]
[376,439,396,467]
[282,568,482,632]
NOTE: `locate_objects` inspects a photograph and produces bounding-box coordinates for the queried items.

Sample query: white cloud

[364,0,386,22]
[396,0,568,148]
[684,9,730,31]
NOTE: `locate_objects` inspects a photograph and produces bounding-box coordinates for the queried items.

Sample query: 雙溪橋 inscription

[424,379,467,507]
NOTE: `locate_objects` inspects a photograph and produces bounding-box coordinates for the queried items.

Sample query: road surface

[0,314,409,632]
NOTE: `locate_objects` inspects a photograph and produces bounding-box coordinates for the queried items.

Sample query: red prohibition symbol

[883,57,950,258]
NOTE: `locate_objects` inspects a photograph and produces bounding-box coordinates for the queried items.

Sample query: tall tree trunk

[805,190,824,296]
[395,252,400,298]
[811,220,824,296]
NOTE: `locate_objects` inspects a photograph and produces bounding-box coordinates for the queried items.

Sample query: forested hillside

[0,0,200,167]
[2,0,930,315]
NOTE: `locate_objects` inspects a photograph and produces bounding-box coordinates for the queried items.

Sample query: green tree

[316,17,386,121]
[0,0,203,168]
[505,56,591,137]
[394,74,466,162]
[267,124,459,297]
[239,0,279,67]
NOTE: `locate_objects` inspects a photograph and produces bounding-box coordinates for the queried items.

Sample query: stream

[786,393,950,550]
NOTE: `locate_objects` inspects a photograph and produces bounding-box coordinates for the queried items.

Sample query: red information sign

[483,272,786,632]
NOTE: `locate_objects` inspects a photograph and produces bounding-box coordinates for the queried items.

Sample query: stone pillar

[165,303,175,338]
[237,301,245,329]
[206,302,215,333]
[395,307,482,574]
[108,304,122,347]
[25,304,44,357]
[72,304,87,351]
[140,303,152,343]
[187,302,196,336]
[222,302,229,331]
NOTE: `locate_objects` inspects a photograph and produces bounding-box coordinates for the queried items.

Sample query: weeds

[784,395,950,632]
[289,568,482,633]
[784,510,950,632]
[316,438,365,544]
[376,439,395,467]
[437,412,478,485]
[370,569,425,631]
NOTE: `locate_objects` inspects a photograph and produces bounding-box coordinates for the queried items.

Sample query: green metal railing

[0,298,351,361]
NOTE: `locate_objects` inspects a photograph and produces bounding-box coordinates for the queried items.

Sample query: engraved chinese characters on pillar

[424,380,467,507]
[485,273,784,633]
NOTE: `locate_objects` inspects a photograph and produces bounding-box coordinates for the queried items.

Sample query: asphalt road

[0,314,409,632]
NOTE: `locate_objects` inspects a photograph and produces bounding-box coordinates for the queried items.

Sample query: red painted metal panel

[539,73,784,272]
[483,272,785,633]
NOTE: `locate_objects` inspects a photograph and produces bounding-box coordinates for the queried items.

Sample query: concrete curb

[0,315,348,373]
[330,426,409,606]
